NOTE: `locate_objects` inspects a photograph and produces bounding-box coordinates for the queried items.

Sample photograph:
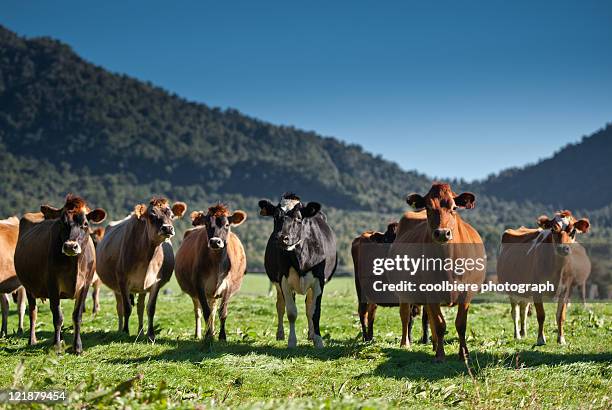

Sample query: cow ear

[134,204,147,219]
[87,208,107,224]
[190,211,205,226]
[454,192,476,209]
[537,215,553,229]
[258,200,275,217]
[574,219,590,233]
[40,205,62,219]
[229,210,247,226]
[172,202,187,219]
[302,202,321,218]
[406,194,425,210]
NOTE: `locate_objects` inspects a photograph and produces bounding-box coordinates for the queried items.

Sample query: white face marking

[210,237,225,248]
[553,215,571,231]
[280,198,300,212]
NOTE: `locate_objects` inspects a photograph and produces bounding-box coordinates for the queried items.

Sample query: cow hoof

[419,337,429,344]
[400,341,411,349]
[17,328,24,335]
[219,332,227,342]
[514,333,521,340]
[536,335,546,346]
[458,347,469,361]
[276,330,285,341]
[29,338,37,346]
[557,336,566,345]
[313,335,324,348]
[147,333,156,343]
[288,336,297,348]
[307,332,314,341]
[0,331,6,338]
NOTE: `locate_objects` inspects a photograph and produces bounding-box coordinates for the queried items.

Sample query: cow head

[258,193,321,251]
[371,221,399,244]
[190,204,247,250]
[406,183,475,244]
[537,210,589,256]
[41,194,107,257]
[134,197,187,243]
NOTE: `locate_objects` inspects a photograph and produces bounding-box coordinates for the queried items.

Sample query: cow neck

[133,217,165,265]
[50,219,83,276]
[202,235,230,275]
[289,218,323,273]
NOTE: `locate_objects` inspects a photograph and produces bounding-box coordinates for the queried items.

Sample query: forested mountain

[0,25,431,214]
[0,25,610,283]
[475,125,612,210]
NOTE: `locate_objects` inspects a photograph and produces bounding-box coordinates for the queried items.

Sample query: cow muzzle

[556,244,571,256]
[159,224,175,238]
[62,241,82,256]
[432,228,453,243]
[209,237,225,249]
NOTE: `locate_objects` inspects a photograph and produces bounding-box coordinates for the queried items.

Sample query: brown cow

[88,227,105,315]
[175,204,247,340]
[0,217,26,337]
[497,210,590,345]
[14,195,107,354]
[96,197,187,341]
[389,183,485,362]
[351,222,428,345]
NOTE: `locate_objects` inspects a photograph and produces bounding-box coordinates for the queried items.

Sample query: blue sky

[4,1,612,180]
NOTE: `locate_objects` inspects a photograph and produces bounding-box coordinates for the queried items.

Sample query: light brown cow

[0,217,26,337]
[389,183,485,362]
[497,210,590,345]
[351,222,427,345]
[89,227,105,315]
[14,195,107,354]
[96,197,187,341]
[175,204,247,340]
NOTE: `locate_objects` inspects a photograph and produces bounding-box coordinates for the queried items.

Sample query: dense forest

[0,26,610,294]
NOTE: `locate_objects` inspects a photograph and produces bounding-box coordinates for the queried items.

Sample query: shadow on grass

[369,348,612,381]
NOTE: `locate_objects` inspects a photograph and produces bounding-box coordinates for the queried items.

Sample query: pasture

[0,275,610,409]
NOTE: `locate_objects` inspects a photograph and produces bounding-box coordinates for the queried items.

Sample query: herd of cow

[0,183,591,362]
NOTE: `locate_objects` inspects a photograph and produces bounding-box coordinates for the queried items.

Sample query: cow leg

[72,284,89,355]
[196,287,212,342]
[92,280,101,315]
[455,303,470,360]
[534,302,546,345]
[511,301,521,339]
[428,304,446,362]
[205,298,218,339]
[137,293,146,335]
[27,291,37,345]
[311,281,324,348]
[305,287,314,341]
[114,292,124,332]
[519,302,529,338]
[399,303,411,348]
[557,283,573,345]
[193,298,202,340]
[121,289,132,335]
[16,287,26,334]
[274,283,285,340]
[146,284,162,342]
[426,304,437,352]
[358,302,368,341]
[49,292,63,349]
[420,306,430,344]
[366,303,377,341]
[281,276,298,348]
[218,295,229,341]
[0,294,8,337]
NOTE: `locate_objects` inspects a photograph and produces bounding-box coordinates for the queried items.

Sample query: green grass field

[0,274,610,409]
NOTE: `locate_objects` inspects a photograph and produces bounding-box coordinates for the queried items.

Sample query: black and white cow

[258,193,337,348]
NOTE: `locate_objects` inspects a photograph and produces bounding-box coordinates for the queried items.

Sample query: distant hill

[476,125,612,211]
[1,25,611,275]
[0,25,431,214]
